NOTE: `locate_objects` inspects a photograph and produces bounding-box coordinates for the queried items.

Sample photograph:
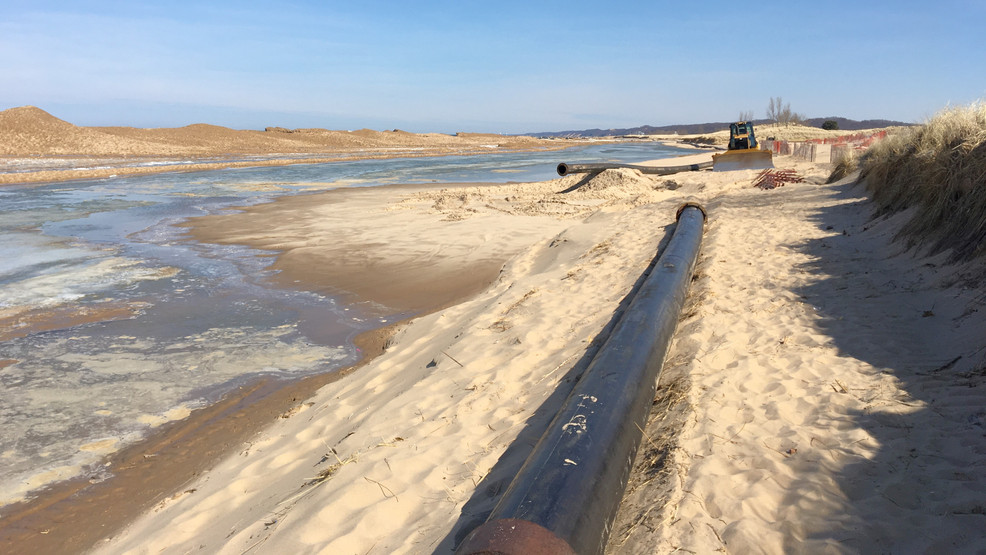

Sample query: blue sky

[2,1,985,133]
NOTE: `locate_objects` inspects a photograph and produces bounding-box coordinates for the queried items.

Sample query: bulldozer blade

[712,149,774,172]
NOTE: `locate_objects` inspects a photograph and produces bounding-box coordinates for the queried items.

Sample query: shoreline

[1,159,724,553]
[0,145,582,187]
[0,137,719,189]
[0,145,689,533]
[0,178,571,553]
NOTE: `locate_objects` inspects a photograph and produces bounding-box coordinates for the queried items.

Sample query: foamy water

[0,142,693,505]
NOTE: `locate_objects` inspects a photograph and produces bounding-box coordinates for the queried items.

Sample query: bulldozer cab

[727,121,757,151]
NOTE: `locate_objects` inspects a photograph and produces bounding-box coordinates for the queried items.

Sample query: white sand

[94,156,986,554]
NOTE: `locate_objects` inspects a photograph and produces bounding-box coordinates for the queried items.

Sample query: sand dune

[0,106,555,157]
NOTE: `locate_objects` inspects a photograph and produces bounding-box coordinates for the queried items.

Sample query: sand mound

[404,170,685,223]
[0,106,75,133]
[0,106,560,159]
[569,168,658,197]
[0,106,153,156]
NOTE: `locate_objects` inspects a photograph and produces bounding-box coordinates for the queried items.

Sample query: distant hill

[0,106,552,157]
[800,117,913,131]
[527,117,913,138]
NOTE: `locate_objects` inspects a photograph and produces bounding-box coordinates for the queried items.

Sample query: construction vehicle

[712,121,774,171]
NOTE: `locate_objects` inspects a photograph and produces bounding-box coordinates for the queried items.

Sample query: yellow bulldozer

[712,121,774,171]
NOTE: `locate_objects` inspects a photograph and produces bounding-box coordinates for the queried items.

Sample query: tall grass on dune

[855,102,986,260]
[827,149,859,184]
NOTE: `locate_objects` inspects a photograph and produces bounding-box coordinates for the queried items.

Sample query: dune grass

[826,149,859,184]
[852,101,986,260]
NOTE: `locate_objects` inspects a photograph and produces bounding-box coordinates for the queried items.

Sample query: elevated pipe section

[556,161,711,177]
[457,203,707,555]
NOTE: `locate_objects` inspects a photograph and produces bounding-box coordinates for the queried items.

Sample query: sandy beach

[2,145,970,554]
[89,163,710,554]
[3,105,985,554]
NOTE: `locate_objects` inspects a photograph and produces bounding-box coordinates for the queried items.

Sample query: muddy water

[0,142,692,505]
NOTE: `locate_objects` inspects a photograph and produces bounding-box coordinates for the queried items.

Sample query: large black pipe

[556,161,711,176]
[457,203,707,555]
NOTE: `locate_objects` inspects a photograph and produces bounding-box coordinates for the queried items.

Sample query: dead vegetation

[604,358,692,552]
[853,101,986,260]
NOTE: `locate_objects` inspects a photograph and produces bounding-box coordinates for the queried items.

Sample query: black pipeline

[556,161,711,176]
[457,203,707,555]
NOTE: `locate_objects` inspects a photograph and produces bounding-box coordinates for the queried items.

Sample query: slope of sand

[85,154,986,553]
[0,106,569,184]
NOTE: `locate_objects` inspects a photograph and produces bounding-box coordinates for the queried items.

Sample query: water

[0,141,692,505]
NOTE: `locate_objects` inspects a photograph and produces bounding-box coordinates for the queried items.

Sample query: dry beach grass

[859,102,986,260]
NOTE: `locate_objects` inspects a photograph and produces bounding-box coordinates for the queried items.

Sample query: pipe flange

[676,201,707,221]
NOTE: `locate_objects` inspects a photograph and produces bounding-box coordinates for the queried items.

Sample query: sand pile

[565,167,656,195]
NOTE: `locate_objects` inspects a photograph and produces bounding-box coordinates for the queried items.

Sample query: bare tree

[767,97,785,123]
[738,110,754,122]
[767,97,805,126]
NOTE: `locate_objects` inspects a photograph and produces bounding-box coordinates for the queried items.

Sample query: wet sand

[0,180,549,554]
[184,183,523,313]
[0,302,147,343]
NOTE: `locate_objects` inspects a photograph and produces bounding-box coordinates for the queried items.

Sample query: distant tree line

[528,115,910,138]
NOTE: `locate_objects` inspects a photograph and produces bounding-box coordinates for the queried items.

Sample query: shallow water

[0,142,693,504]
